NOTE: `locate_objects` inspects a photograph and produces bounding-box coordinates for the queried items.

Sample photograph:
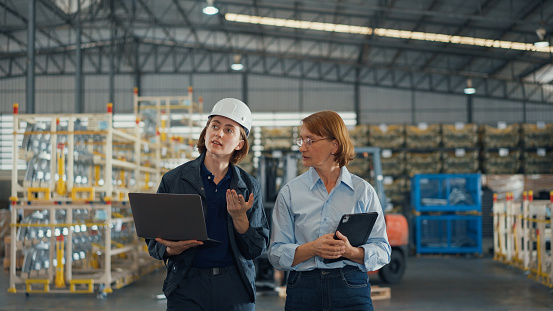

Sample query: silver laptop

[128,193,222,245]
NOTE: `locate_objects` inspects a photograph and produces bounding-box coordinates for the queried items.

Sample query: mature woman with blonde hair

[147,98,269,311]
[268,110,391,311]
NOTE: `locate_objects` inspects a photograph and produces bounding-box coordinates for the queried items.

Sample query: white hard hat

[208,98,252,137]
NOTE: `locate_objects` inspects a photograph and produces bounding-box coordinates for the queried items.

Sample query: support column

[354,68,360,124]
[26,0,36,113]
[75,0,83,113]
[242,72,248,104]
[467,94,473,123]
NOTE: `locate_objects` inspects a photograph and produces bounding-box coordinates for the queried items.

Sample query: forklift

[255,147,408,289]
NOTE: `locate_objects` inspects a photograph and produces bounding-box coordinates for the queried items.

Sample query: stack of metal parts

[368,125,405,149]
[481,124,520,148]
[0,210,9,259]
[442,150,479,173]
[348,125,369,147]
[21,123,52,188]
[16,207,134,275]
[522,123,553,148]
[406,151,442,175]
[406,124,441,149]
[381,151,406,176]
[482,149,521,174]
[442,124,479,148]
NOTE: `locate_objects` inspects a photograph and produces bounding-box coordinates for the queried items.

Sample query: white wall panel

[142,74,192,96]
[192,73,242,112]
[0,73,552,125]
[248,75,299,113]
[35,76,74,113]
[519,103,553,123]
[414,91,466,123]
[0,77,25,113]
[472,98,526,124]
[302,80,354,112]
[359,86,412,124]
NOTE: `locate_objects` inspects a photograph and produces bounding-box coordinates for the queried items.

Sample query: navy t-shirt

[191,164,234,268]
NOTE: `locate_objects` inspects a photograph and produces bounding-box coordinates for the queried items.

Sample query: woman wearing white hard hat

[146,98,269,311]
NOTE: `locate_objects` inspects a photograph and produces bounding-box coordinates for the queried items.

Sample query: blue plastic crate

[411,174,482,212]
[416,214,482,255]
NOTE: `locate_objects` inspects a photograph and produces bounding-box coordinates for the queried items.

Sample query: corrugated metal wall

[1,74,553,125]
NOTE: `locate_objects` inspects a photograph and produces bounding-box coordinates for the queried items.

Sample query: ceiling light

[231,54,244,71]
[202,0,218,15]
[464,79,476,95]
[534,28,549,48]
[225,13,553,53]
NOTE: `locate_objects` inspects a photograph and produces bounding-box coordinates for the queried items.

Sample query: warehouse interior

[1,0,553,310]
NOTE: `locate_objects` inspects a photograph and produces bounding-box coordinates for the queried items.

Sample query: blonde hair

[301,111,355,167]
[196,119,249,165]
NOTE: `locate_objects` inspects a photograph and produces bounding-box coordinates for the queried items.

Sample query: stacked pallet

[406,151,442,175]
[261,127,296,151]
[348,125,370,147]
[381,151,406,176]
[481,124,521,174]
[406,124,441,149]
[442,150,479,174]
[368,125,405,149]
[442,124,479,148]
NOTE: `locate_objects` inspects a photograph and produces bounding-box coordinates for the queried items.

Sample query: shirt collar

[308,166,354,191]
[200,163,232,182]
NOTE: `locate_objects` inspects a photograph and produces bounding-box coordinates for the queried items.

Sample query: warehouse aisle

[1,255,552,311]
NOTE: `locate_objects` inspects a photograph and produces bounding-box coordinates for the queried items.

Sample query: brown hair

[301,111,355,167]
[196,119,249,165]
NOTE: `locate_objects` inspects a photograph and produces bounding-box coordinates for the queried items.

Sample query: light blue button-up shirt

[268,166,391,272]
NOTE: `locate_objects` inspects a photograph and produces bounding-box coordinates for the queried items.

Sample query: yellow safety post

[25,279,50,293]
[54,235,65,288]
[120,170,126,188]
[27,187,51,200]
[94,165,101,186]
[56,142,66,195]
[143,172,150,190]
[71,187,95,201]
[161,118,167,142]
[69,279,94,293]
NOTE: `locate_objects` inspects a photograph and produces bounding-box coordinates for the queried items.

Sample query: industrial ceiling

[1,0,552,104]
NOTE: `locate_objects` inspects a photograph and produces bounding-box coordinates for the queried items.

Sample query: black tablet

[324,212,379,263]
[334,212,379,247]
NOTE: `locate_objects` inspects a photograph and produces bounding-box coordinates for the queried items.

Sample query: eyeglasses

[296,137,331,147]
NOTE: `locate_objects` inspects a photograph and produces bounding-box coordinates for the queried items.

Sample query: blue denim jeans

[285,265,374,311]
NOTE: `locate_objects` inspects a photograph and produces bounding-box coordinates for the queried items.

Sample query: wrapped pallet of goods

[261,127,296,151]
[383,177,410,207]
[482,149,521,174]
[348,124,370,147]
[481,123,520,149]
[406,124,441,149]
[347,156,371,181]
[442,123,479,148]
[523,151,553,174]
[522,123,553,148]
[368,124,405,149]
[442,150,479,174]
[406,151,442,175]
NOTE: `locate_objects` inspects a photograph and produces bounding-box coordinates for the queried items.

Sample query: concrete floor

[1,253,553,311]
